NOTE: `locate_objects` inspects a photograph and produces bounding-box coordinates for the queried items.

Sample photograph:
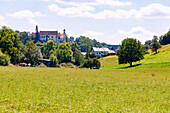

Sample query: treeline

[0,26,100,69]
[75,36,106,52]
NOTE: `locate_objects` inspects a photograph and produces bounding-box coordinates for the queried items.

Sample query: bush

[60,63,76,68]
[0,50,10,66]
[93,58,101,69]
[49,54,58,67]
[82,58,101,69]
[38,63,47,67]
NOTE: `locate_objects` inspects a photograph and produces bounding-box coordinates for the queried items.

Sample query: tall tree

[151,36,161,53]
[55,42,73,63]
[117,38,144,67]
[34,25,40,43]
[74,49,84,66]
[25,41,40,66]
[43,40,56,59]
[85,42,90,59]
[0,26,21,64]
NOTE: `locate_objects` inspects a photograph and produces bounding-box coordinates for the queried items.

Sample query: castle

[35,25,67,43]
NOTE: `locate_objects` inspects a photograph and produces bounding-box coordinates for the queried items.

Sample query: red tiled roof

[59,34,64,38]
[40,31,58,36]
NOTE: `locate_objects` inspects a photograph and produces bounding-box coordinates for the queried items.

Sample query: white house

[39,29,66,42]
[91,47,115,57]
[35,26,67,42]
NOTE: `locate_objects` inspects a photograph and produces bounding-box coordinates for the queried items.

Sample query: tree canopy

[159,31,170,45]
[75,36,103,52]
[151,36,161,53]
[117,38,144,67]
[0,49,10,66]
[0,26,21,64]
[19,32,33,44]
[55,42,73,63]
[25,41,41,66]
[43,40,56,59]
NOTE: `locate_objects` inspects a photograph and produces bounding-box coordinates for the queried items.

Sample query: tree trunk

[130,62,132,67]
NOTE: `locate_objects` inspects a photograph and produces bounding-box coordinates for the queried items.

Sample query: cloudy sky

[0,0,170,44]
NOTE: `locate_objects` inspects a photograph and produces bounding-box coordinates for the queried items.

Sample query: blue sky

[0,0,170,44]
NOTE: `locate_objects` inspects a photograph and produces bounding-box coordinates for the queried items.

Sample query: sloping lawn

[100,44,170,69]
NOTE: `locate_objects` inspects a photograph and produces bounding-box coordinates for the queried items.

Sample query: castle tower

[35,25,38,33]
[63,29,66,40]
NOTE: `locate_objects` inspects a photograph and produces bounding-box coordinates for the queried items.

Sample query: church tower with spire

[63,29,66,41]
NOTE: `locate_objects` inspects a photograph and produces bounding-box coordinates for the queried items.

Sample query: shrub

[0,50,10,66]
[60,63,76,68]
[93,58,101,69]
[38,63,47,67]
[49,54,58,67]
[82,58,101,69]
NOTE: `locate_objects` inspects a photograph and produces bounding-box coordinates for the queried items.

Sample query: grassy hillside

[0,67,169,112]
[100,44,170,69]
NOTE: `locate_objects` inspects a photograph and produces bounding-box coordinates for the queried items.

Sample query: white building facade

[91,47,115,57]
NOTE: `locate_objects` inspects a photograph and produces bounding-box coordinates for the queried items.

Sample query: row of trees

[0,26,101,69]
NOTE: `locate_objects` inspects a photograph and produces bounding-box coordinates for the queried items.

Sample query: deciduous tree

[55,42,73,63]
[43,40,56,59]
[151,36,161,53]
[25,41,40,66]
[117,38,144,67]
[0,26,21,64]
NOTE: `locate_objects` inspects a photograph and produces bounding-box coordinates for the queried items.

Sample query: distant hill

[100,44,170,69]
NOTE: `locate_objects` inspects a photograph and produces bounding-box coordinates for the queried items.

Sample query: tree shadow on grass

[118,63,142,69]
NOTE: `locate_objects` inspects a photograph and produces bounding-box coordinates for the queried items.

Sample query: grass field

[0,67,169,112]
[100,44,170,69]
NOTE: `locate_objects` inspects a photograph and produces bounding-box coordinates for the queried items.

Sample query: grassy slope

[100,44,170,69]
[0,67,169,112]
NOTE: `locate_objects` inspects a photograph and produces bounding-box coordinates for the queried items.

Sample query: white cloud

[8,10,46,19]
[95,0,131,6]
[48,4,94,17]
[28,18,38,26]
[0,15,7,26]
[53,0,132,7]
[140,3,170,18]
[82,31,104,37]
[118,26,158,43]
[8,10,46,25]
[48,3,170,19]
[42,0,51,2]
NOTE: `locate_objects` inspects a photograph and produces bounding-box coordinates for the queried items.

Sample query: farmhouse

[91,47,115,57]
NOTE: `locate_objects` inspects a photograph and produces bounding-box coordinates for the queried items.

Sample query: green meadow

[0,44,169,112]
[0,67,169,112]
[100,44,170,69]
